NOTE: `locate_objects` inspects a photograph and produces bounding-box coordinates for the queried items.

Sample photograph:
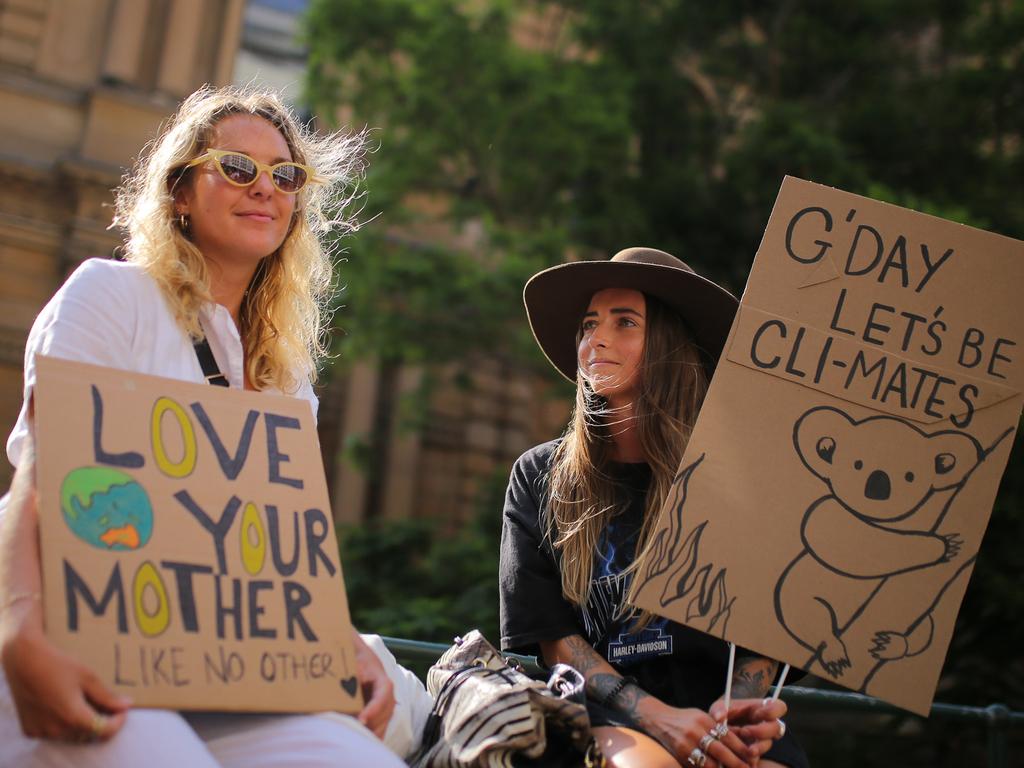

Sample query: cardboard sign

[633,177,1023,715]
[33,356,362,713]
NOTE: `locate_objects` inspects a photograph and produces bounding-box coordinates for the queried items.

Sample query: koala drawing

[773,406,984,685]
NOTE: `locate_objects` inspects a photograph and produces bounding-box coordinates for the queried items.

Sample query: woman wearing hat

[499,248,808,767]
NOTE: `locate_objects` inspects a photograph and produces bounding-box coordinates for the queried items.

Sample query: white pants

[0,635,433,768]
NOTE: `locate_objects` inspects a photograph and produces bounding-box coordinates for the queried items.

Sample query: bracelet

[0,591,41,613]
[600,675,637,708]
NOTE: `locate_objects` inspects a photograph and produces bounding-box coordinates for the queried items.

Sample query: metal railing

[381,636,1023,767]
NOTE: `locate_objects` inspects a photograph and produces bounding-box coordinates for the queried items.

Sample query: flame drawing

[640,453,734,636]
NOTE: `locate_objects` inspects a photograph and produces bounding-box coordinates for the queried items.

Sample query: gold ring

[90,713,108,739]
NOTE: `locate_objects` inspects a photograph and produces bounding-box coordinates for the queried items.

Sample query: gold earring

[178,213,189,233]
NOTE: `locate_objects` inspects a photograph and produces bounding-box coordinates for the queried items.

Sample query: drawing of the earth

[60,467,153,550]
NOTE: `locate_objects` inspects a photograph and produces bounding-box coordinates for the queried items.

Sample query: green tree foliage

[306,0,632,367]
[306,0,1024,716]
[308,0,1024,346]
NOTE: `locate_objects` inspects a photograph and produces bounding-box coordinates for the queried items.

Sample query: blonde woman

[500,248,808,768]
[0,86,411,767]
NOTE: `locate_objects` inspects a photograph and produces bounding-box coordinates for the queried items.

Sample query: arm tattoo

[591,674,650,720]
[731,656,780,698]
[563,634,603,676]
[562,636,651,718]
[589,673,621,702]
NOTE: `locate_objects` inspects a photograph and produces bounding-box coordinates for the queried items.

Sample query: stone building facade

[0,0,246,485]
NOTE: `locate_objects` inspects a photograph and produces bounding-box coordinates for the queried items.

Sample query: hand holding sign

[2,617,131,741]
[633,177,1023,715]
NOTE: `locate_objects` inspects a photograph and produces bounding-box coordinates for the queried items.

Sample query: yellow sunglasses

[184,149,322,194]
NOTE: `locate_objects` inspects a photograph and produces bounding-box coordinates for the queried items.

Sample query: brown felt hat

[524,247,739,382]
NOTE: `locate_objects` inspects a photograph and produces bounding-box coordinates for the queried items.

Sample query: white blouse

[5,258,317,470]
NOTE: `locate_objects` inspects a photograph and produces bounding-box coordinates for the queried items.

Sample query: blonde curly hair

[114,84,367,393]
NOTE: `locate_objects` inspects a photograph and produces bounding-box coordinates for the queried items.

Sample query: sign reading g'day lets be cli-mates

[634,177,1023,715]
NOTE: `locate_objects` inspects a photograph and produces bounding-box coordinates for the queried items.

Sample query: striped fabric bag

[410,630,603,768]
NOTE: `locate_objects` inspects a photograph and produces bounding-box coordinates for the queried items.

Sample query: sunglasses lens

[272,164,307,193]
[218,154,258,185]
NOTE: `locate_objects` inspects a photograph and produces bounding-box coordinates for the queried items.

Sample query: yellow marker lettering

[151,397,196,478]
[240,501,266,575]
[133,561,170,637]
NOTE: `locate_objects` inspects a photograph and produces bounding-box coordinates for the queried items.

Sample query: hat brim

[524,260,739,382]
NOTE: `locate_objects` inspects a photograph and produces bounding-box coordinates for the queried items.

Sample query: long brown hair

[542,294,708,629]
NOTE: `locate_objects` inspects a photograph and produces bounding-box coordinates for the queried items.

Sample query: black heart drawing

[340,676,359,696]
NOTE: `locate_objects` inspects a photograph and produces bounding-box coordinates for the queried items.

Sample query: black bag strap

[193,337,230,387]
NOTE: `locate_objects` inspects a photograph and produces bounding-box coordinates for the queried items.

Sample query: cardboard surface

[34,357,362,713]
[633,177,1023,715]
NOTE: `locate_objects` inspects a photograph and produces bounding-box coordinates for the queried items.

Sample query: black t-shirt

[499,440,738,709]
[499,440,809,767]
